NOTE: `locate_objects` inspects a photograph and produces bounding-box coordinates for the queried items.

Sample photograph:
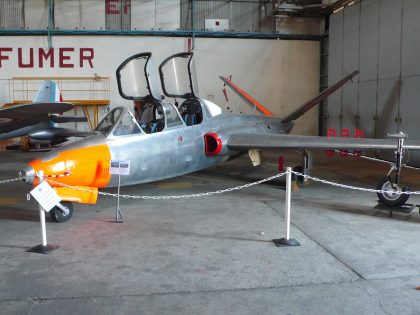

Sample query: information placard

[110,160,131,175]
[30,180,61,212]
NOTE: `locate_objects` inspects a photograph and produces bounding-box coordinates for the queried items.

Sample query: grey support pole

[273,167,300,247]
[28,171,59,254]
[112,164,124,223]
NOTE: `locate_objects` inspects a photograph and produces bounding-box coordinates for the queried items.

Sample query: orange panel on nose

[29,144,111,188]
[55,186,98,204]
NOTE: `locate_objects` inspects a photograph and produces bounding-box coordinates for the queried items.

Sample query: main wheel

[376,177,410,208]
[50,201,73,223]
[292,166,305,188]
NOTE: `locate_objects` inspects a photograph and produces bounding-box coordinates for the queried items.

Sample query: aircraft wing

[0,102,73,133]
[227,133,420,151]
[50,115,87,123]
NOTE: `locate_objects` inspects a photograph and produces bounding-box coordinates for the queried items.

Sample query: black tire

[292,166,305,188]
[50,201,73,223]
[376,177,410,208]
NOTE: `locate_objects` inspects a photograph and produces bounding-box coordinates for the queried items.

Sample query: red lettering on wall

[80,48,94,68]
[0,47,95,68]
[39,48,54,68]
[353,128,365,157]
[123,0,130,14]
[278,156,284,172]
[106,0,130,14]
[59,48,75,68]
[106,0,120,14]
[326,128,366,158]
[18,48,34,68]
[340,128,350,138]
[0,48,12,67]
[326,128,336,157]
[339,128,350,157]
[354,129,364,139]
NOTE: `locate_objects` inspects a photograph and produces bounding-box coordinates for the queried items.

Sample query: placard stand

[112,171,124,223]
[27,171,59,254]
[273,167,300,247]
[110,160,130,223]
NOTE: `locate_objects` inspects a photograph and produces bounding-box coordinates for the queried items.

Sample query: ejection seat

[138,102,165,134]
[179,98,203,126]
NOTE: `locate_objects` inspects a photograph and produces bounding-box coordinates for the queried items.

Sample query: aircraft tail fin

[33,80,62,103]
[281,71,359,123]
[219,76,274,117]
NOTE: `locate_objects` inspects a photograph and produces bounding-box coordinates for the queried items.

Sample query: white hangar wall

[0,36,319,135]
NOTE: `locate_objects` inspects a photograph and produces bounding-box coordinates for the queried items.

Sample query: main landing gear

[50,201,74,223]
[292,150,311,188]
[376,133,411,208]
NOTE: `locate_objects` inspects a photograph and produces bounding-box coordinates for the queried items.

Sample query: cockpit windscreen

[95,108,123,135]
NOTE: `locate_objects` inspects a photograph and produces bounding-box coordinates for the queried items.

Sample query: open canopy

[159,52,199,99]
[116,52,162,101]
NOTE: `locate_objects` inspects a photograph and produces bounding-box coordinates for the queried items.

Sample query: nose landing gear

[50,201,74,223]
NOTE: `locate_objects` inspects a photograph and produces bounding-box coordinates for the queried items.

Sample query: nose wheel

[50,201,74,223]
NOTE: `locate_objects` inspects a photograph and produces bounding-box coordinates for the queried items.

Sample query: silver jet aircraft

[19,52,420,222]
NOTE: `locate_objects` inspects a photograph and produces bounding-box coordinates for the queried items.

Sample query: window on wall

[0,0,25,29]
[105,0,131,30]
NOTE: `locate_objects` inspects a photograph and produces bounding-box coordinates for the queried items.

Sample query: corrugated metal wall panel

[195,0,230,30]
[180,0,274,32]
[180,0,190,29]
[0,0,277,33]
[327,0,420,164]
[0,0,24,29]
[105,0,131,30]
[230,1,257,32]
[259,2,275,32]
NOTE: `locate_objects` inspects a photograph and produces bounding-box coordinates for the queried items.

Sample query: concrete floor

[1,149,420,314]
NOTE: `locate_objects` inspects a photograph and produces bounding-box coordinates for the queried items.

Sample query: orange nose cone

[29,144,111,188]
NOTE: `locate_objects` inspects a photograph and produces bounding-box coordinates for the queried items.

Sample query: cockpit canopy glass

[164,103,184,128]
[159,52,199,99]
[116,52,162,101]
[95,108,141,137]
[95,108,123,135]
[113,111,142,136]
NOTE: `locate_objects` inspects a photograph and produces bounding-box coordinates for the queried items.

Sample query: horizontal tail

[281,71,359,123]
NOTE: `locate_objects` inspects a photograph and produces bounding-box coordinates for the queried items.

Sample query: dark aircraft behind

[0,80,91,146]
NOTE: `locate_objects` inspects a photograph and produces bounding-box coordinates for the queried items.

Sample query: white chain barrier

[1,170,419,199]
[290,171,420,196]
[0,177,22,184]
[45,172,288,200]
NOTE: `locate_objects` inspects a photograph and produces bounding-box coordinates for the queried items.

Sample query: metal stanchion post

[273,167,300,247]
[40,204,47,247]
[27,171,59,254]
[112,166,124,223]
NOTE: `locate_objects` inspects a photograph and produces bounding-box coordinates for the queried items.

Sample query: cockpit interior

[95,51,221,138]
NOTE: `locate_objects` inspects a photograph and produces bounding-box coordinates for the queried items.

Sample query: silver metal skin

[105,104,285,187]
[20,52,420,211]
[19,165,35,185]
[29,95,420,189]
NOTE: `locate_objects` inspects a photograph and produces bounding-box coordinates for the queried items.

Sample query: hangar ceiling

[274,0,354,16]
